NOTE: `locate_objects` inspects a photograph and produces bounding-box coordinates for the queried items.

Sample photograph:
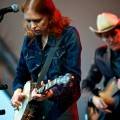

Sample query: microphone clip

[0,84,8,90]
[0,14,4,22]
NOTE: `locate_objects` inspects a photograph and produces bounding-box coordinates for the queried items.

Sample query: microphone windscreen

[11,4,19,12]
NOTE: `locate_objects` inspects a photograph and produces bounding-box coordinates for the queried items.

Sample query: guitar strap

[37,37,61,84]
[21,37,62,120]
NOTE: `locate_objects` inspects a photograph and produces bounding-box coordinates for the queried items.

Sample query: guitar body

[99,80,117,106]
[87,106,99,120]
[14,81,54,120]
[87,79,118,120]
[14,81,31,120]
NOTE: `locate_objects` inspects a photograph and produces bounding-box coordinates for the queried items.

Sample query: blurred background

[0,0,120,119]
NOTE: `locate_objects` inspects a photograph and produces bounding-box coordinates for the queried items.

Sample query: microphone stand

[0,5,18,116]
[0,84,8,90]
[0,14,4,22]
[0,109,5,115]
[0,84,8,115]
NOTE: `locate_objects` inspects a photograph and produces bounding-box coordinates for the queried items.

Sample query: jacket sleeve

[81,49,103,101]
[13,37,31,91]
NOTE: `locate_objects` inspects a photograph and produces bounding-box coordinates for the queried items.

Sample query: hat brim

[89,26,116,34]
[89,20,120,34]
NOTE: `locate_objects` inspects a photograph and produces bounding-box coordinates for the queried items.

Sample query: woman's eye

[26,19,42,24]
[34,20,40,23]
[26,20,31,23]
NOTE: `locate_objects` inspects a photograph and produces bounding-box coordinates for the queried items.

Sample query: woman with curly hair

[11,0,81,119]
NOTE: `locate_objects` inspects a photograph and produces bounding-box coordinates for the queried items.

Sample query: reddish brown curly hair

[21,0,70,38]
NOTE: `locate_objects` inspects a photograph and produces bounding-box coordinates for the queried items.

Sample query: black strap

[37,39,61,83]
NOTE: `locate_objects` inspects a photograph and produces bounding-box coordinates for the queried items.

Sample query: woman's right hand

[11,88,25,108]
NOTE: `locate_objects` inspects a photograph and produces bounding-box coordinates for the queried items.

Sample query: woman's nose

[30,22,36,29]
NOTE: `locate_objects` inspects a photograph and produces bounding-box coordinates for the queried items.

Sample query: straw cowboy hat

[89,12,120,34]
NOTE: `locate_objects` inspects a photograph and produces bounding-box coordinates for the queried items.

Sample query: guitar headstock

[56,73,73,85]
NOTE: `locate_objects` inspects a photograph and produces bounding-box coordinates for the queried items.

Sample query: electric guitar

[87,77,119,120]
[14,73,73,120]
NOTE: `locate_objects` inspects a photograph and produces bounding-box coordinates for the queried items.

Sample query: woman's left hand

[31,80,54,101]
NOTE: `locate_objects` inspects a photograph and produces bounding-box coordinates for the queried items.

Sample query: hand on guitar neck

[31,80,54,101]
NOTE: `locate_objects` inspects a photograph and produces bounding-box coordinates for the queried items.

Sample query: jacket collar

[47,35,59,47]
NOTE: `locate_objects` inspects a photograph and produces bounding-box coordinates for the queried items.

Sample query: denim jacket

[13,26,81,97]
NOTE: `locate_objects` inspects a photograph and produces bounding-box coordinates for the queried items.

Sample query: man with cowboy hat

[81,12,120,120]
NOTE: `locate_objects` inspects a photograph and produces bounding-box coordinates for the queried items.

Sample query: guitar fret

[37,86,45,93]
[37,79,57,94]
[37,73,71,94]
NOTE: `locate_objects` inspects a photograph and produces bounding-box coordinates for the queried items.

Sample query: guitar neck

[100,79,119,98]
[107,80,119,96]
[36,73,72,94]
[37,78,57,94]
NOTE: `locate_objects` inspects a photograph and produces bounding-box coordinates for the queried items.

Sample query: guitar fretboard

[37,79,57,94]
[36,73,72,94]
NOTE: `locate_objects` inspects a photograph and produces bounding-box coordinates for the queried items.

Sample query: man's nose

[108,36,114,43]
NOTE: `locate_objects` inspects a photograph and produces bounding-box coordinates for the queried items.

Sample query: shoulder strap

[37,39,61,83]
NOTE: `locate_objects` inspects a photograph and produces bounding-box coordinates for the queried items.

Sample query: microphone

[0,84,8,90]
[0,4,19,15]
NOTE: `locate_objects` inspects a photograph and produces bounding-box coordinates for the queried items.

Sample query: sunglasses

[102,29,118,38]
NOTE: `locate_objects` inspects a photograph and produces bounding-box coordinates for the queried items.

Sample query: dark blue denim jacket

[13,26,81,97]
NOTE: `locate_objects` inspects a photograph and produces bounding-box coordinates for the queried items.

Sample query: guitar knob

[42,115,46,120]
